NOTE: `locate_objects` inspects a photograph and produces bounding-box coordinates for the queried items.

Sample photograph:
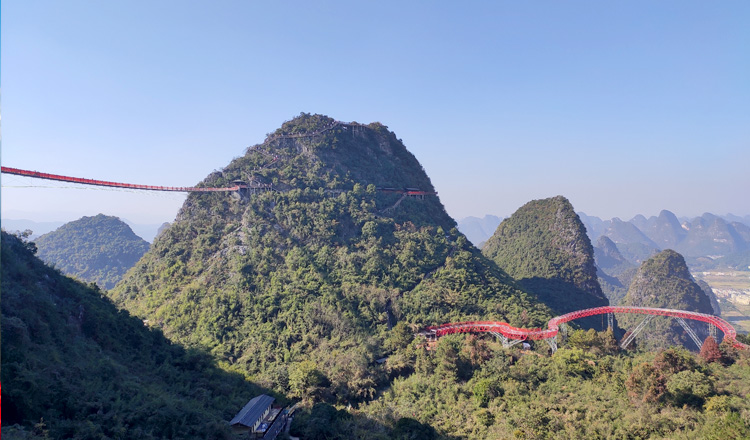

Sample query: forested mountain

[482,196,608,329]
[5,228,750,439]
[620,249,714,350]
[594,236,637,305]
[0,231,266,439]
[111,113,550,404]
[34,214,150,289]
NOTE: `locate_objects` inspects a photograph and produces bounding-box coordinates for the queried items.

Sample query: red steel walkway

[421,306,748,350]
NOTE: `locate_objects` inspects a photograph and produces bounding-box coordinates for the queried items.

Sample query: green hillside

[482,196,608,329]
[620,249,714,350]
[111,113,550,403]
[34,214,150,289]
[1,231,266,439]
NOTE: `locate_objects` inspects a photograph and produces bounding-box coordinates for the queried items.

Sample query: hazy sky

[2,1,749,226]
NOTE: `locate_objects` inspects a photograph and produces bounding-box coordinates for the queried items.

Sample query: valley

[694,270,750,334]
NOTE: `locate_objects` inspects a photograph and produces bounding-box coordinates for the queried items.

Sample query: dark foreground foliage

[346,331,750,439]
[1,231,270,439]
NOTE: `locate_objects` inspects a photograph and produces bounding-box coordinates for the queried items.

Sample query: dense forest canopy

[1,231,267,439]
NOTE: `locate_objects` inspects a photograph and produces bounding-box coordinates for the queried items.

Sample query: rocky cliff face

[695,279,721,316]
[620,249,714,350]
[483,196,608,328]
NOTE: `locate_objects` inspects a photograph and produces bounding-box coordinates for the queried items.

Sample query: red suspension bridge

[0,166,437,197]
[1,166,245,192]
[419,306,749,353]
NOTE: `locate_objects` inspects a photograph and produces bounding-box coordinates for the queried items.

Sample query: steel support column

[491,332,525,349]
[546,338,558,354]
[677,317,703,350]
[558,323,569,345]
[620,315,654,349]
[709,323,717,340]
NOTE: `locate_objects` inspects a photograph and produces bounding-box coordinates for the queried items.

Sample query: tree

[626,362,666,403]
[666,370,713,407]
[700,336,722,363]
[385,322,414,352]
[289,360,326,400]
[393,417,436,440]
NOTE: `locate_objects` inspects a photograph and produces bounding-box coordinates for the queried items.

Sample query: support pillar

[676,317,703,350]
[709,323,717,340]
[492,332,524,349]
[546,338,558,354]
[607,313,614,331]
[558,323,569,345]
[620,315,654,349]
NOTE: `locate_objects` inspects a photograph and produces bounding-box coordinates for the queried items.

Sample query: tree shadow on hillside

[1,231,278,439]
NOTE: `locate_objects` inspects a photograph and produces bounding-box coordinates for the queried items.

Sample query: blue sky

[2,1,749,227]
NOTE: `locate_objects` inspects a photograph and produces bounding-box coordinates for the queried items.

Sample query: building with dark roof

[229,394,275,435]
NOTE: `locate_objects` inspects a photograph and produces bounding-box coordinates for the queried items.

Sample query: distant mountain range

[579,211,750,270]
[459,211,750,270]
